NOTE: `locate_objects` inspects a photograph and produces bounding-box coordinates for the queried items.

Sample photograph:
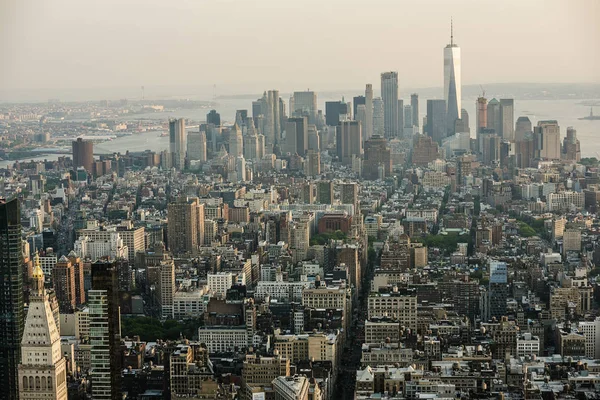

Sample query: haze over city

[1,0,599,101]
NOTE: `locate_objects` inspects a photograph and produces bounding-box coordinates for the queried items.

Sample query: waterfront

[1,98,599,169]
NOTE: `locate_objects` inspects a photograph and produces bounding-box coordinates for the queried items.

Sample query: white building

[444,24,461,132]
[255,279,312,303]
[197,328,248,353]
[516,332,540,356]
[75,232,128,262]
[207,272,235,298]
[579,317,600,359]
[18,260,68,400]
[173,289,210,320]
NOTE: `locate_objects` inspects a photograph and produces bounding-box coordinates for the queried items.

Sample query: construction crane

[479,85,486,99]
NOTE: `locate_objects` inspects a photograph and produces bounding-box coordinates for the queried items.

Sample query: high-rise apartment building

[426,99,447,144]
[336,120,362,165]
[18,261,68,400]
[89,261,122,400]
[159,260,175,319]
[365,84,374,140]
[411,93,419,130]
[363,136,391,180]
[167,197,205,255]
[444,23,461,135]
[169,118,187,170]
[0,198,24,400]
[316,181,334,205]
[72,138,94,173]
[293,91,318,125]
[53,255,77,313]
[488,261,508,321]
[67,251,86,306]
[381,71,399,138]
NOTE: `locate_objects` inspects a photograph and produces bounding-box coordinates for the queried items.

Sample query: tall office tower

[235,156,246,182]
[187,131,207,162]
[269,90,281,143]
[444,21,461,134]
[53,255,76,313]
[284,117,308,156]
[488,261,508,321]
[403,105,413,128]
[72,138,94,173]
[0,198,23,400]
[381,71,399,138]
[251,101,262,126]
[500,99,515,141]
[159,260,175,319]
[486,99,502,134]
[167,197,205,255]
[536,120,561,160]
[207,124,221,154]
[458,108,470,132]
[169,118,186,170]
[18,260,67,400]
[293,91,318,124]
[243,131,260,161]
[301,183,315,204]
[563,127,581,162]
[340,183,359,211]
[89,261,122,400]
[410,93,419,130]
[336,120,362,165]
[305,150,321,176]
[307,124,320,151]
[228,123,243,158]
[260,91,275,147]
[316,181,334,205]
[365,84,374,139]
[397,99,404,135]
[356,105,367,141]
[206,109,221,126]
[515,116,532,142]
[426,99,447,144]
[279,97,287,135]
[325,101,349,127]
[353,95,366,118]
[373,98,385,137]
[363,136,391,180]
[476,97,488,133]
[256,134,266,160]
[235,109,247,127]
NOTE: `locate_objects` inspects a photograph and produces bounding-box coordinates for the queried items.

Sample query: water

[1,98,599,169]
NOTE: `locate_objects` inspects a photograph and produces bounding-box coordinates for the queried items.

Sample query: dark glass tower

[0,198,24,400]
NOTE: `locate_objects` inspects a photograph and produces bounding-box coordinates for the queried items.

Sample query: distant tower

[72,137,94,173]
[381,71,399,138]
[373,98,385,137]
[444,19,461,135]
[426,99,447,144]
[169,118,186,170]
[18,256,68,400]
[228,123,243,158]
[411,93,419,130]
[365,84,374,140]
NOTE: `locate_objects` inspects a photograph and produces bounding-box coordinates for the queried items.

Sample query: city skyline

[1,0,599,101]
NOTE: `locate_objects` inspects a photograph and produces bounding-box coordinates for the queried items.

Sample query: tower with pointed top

[18,257,68,400]
[444,18,461,136]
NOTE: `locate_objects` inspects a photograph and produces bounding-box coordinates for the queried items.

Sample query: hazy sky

[1,0,599,98]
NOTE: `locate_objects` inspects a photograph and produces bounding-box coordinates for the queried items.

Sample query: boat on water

[579,107,600,120]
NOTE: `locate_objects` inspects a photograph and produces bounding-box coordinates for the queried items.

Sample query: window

[22,376,28,390]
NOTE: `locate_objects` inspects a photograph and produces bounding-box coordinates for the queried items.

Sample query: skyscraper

[373,98,384,137]
[486,99,502,135]
[515,116,532,142]
[476,97,488,133]
[206,110,221,126]
[53,255,76,313]
[187,131,207,162]
[444,20,461,134]
[90,261,122,400]
[404,105,413,129]
[169,118,186,170]
[353,95,366,119]
[228,123,244,158]
[18,258,68,400]
[72,138,94,173]
[397,99,404,136]
[500,99,515,142]
[167,197,204,255]
[325,101,349,127]
[363,136,391,180]
[336,120,362,165]
[356,105,368,141]
[365,84,374,140]
[410,93,419,130]
[488,261,508,320]
[563,127,581,162]
[284,117,309,156]
[426,99,447,144]
[381,71,399,138]
[293,91,318,125]
[0,198,24,400]
[536,120,561,160]
[316,181,334,205]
